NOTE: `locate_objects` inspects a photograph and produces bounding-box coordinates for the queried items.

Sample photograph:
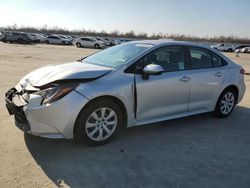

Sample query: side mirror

[143,64,164,75]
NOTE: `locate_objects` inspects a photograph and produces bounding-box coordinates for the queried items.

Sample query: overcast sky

[0,0,249,37]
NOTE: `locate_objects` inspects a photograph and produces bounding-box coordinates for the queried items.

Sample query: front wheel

[74,99,123,145]
[76,42,81,48]
[214,89,236,118]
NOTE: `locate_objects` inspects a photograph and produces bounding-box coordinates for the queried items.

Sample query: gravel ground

[0,42,250,188]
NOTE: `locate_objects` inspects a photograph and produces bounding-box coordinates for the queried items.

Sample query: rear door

[186,47,226,111]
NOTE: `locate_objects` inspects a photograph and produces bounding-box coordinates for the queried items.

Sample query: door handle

[215,72,223,77]
[179,76,191,82]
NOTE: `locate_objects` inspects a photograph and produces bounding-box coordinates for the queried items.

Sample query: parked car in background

[94,37,112,46]
[73,37,105,49]
[5,41,246,145]
[45,35,70,45]
[210,43,235,52]
[28,33,46,43]
[0,32,4,41]
[235,44,250,51]
[104,38,114,46]
[241,47,250,53]
[59,35,73,45]
[28,33,38,43]
[36,34,47,43]
[1,32,32,44]
[114,38,132,45]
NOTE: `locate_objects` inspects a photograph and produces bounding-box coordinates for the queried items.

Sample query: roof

[130,40,212,49]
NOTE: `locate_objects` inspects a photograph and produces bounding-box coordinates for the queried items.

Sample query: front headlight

[35,83,79,105]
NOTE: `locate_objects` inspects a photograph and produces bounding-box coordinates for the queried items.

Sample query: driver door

[135,46,191,121]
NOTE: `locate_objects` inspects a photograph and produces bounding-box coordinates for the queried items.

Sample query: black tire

[74,99,123,145]
[76,42,81,48]
[94,44,100,49]
[228,48,233,52]
[214,88,236,118]
[62,41,66,45]
[45,40,50,44]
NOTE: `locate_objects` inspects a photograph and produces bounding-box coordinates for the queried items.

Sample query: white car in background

[104,38,114,46]
[45,35,70,45]
[95,37,112,46]
[241,47,250,53]
[74,37,105,49]
[28,33,46,43]
[210,43,235,52]
[59,35,73,45]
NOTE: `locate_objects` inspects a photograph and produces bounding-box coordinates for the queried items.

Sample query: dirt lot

[0,42,250,188]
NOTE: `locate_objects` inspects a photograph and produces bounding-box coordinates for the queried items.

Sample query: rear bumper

[237,80,246,104]
[5,87,89,139]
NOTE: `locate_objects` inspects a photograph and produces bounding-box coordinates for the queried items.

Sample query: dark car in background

[2,32,32,44]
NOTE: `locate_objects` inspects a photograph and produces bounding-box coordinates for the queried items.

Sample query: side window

[211,53,223,67]
[143,46,185,72]
[189,47,212,69]
[83,38,90,41]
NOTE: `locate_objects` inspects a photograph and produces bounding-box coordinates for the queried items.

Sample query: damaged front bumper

[5,88,30,132]
[5,85,89,139]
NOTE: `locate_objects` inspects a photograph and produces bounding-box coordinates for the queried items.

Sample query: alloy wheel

[85,107,117,141]
[220,92,235,115]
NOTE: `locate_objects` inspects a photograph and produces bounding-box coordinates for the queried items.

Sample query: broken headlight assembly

[34,83,79,105]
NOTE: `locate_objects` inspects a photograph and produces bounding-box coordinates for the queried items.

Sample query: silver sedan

[5,41,246,145]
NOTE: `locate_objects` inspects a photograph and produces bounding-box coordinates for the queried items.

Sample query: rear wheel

[74,99,123,145]
[94,44,100,49]
[228,48,233,52]
[45,40,50,44]
[214,88,236,118]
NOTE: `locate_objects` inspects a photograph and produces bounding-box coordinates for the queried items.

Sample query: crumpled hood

[20,61,113,87]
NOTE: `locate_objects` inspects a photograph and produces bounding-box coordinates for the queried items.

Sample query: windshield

[83,42,153,68]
